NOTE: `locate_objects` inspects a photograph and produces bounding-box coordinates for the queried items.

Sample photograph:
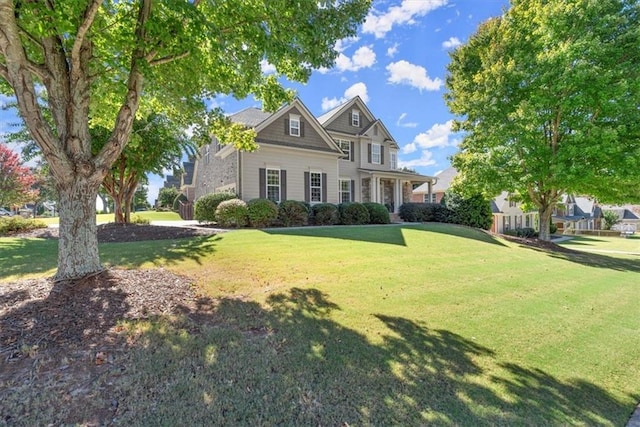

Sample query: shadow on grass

[2,284,633,425]
[516,243,640,273]
[0,235,220,280]
[262,222,507,248]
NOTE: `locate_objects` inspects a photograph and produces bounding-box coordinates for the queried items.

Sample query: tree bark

[537,205,555,242]
[55,177,102,281]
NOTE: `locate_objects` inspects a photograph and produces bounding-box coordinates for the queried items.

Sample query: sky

[0,0,510,205]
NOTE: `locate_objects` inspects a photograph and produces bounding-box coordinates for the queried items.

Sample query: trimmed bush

[443,191,493,230]
[504,227,538,238]
[194,193,236,222]
[278,200,309,227]
[363,202,390,224]
[423,203,454,223]
[215,199,248,228]
[399,203,426,222]
[310,203,339,226]
[247,198,278,228]
[0,216,47,236]
[339,202,370,225]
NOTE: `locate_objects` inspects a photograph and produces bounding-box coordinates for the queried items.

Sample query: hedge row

[398,193,493,230]
[194,195,391,228]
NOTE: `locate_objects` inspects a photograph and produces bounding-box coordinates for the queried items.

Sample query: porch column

[373,177,380,203]
[394,180,401,213]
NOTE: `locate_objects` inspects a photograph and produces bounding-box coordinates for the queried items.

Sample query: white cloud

[401,142,417,154]
[398,151,437,168]
[396,112,418,128]
[363,0,448,39]
[324,45,377,73]
[260,59,276,74]
[442,36,462,50]
[321,82,369,111]
[386,60,443,91]
[334,37,359,53]
[386,43,399,58]
[413,120,457,149]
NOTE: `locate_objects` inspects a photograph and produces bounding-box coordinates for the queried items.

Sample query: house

[552,195,601,233]
[192,97,434,212]
[412,168,538,233]
[411,166,457,203]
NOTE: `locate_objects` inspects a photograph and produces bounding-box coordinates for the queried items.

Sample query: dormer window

[351,110,360,127]
[289,114,300,137]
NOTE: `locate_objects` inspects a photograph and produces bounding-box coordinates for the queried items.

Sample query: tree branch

[0,62,8,80]
[71,0,101,79]
[149,51,190,67]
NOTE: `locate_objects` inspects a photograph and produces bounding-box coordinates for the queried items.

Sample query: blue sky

[0,0,509,204]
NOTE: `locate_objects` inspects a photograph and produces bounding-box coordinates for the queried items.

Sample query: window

[351,110,360,127]
[525,215,530,228]
[509,200,517,208]
[503,216,511,231]
[390,152,397,170]
[289,114,300,137]
[371,143,381,164]
[339,179,351,203]
[337,139,351,160]
[267,169,281,203]
[424,193,437,203]
[310,172,322,203]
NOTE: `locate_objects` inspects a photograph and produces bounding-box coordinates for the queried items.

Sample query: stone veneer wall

[194,149,238,200]
[403,182,413,204]
[361,178,371,203]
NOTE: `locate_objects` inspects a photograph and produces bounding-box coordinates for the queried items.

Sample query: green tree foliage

[0,144,37,208]
[0,0,370,280]
[602,210,621,230]
[157,187,180,210]
[445,0,640,240]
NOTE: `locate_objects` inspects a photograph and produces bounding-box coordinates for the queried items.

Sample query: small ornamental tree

[157,187,181,210]
[602,210,621,230]
[0,144,38,208]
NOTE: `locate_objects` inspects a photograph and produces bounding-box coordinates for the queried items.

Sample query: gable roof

[228,107,271,128]
[413,166,458,194]
[317,96,377,127]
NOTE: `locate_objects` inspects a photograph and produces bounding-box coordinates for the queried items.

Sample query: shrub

[443,191,493,230]
[194,193,236,222]
[504,227,537,238]
[0,216,47,236]
[278,200,309,227]
[423,203,453,223]
[549,222,558,234]
[215,199,248,228]
[399,203,426,222]
[310,203,339,226]
[172,193,189,212]
[363,202,390,224]
[247,198,278,228]
[339,202,370,225]
[131,215,150,225]
[602,210,621,230]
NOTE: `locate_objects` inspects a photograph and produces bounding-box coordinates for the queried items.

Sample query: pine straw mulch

[0,224,222,425]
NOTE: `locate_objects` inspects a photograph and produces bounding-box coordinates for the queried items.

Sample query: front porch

[359,170,434,213]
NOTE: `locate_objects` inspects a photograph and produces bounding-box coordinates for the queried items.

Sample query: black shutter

[300,122,305,137]
[350,180,355,202]
[350,141,355,162]
[304,172,310,202]
[381,146,385,165]
[280,170,287,201]
[368,143,372,163]
[321,173,328,203]
[284,119,289,135]
[349,113,352,125]
[259,168,266,199]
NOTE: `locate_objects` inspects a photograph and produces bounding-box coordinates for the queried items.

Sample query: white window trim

[390,152,397,170]
[266,168,281,203]
[352,110,360,127]
[336,139,350,160]
[289,114,300,137]
[371,143,381,164]
[309,171,322,204]
[339,178,351,203]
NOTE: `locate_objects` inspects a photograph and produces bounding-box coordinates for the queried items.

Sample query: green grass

[36,210,182,225]
[1,223,639,425]
[558,234,640,255]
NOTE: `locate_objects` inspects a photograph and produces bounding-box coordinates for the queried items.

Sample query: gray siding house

[192,97,434,212]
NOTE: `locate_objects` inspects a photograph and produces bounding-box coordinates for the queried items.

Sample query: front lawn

[1,223,638,425]
[36,210,182,226]
[558,234,640,256]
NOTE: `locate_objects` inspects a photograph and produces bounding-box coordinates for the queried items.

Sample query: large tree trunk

[537,206,554,242]
[55,177,102,281]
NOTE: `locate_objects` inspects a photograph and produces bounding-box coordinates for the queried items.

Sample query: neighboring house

[552,195,601,232]
[491,192,538,234]
[412,167,537,233]
[593,204,640,232]
[411,166,457,203]
[192,97,434,212]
